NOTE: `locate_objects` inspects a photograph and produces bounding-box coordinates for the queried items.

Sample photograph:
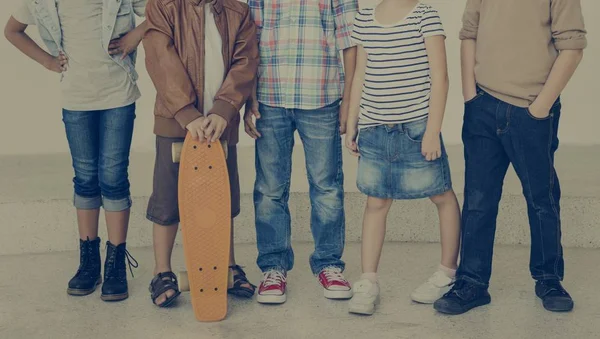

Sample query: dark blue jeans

[254,101,345,275]
[62,104,136,212]
[457,90,563,287]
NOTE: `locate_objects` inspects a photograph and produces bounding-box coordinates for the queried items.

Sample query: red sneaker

[318,267,353,299]
[257,270,287,304]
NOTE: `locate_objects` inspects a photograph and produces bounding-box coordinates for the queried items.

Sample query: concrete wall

[0,0,599,255]
[0,0,598,156]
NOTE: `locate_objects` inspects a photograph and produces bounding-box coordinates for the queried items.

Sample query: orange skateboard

[174,134,231,322]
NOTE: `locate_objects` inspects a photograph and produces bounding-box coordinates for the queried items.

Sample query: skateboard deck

[175,270,234,293]
[177,134,231,322]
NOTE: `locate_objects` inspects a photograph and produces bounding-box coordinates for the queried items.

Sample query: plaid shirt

[248,0,359,110]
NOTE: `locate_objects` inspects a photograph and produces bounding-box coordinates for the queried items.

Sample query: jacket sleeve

[143,0,202,129]
[459,0,481,40]
[551,0,587,50]
[209,7,259,124]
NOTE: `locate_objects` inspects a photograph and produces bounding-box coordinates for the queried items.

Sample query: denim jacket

[24,0,146,82]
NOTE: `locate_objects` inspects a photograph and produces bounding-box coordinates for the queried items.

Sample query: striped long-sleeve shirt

[248,0,358,110]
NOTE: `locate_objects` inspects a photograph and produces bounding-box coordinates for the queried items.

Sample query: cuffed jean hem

[73,194,132,212]
[532,273,564,282]
[260,266,288,274]
[102,196,132,212]
[456,275,489,288]
[73,194,102,210]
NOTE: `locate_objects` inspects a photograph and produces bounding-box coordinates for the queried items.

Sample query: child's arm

[243,0,263,140]
[461,40,477,101]
[205,7,259,142]
[421,7,448,161]
[344,44,366,157]
[109,21,148,60]
[423,35,449,161]
[529,0,586,118]
[143,0,205,140]
[459,0,481,101]
[340,46,357,135]
[333,0,359,135]
[4,16,67,73]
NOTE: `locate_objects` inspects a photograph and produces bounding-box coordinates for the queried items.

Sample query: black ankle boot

[101,241,138,302]
[67,237,102,296]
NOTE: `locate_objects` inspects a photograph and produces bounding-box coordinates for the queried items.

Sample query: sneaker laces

[540,280,568,296]
[75,237,97,278]
[322,267,346,283]
[262,270,286,288]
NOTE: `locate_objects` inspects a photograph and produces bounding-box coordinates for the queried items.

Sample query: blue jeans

[457,90,563,287]
[254,101,345,275]
[62,104,136,212]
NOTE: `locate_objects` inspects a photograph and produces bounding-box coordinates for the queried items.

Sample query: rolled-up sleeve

[459,0,481,40]
[551,0,587,50]
[332,0,358,51]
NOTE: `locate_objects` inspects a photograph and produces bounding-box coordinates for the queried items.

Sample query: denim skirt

[356,118,452,200]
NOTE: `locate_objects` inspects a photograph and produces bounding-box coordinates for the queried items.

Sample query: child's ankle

[361,272,378,284]
[439,264,457,278]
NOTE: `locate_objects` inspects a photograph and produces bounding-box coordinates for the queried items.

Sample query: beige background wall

[0,0,598,156]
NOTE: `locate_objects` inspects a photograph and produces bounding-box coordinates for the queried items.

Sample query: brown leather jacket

[143,0,259,144]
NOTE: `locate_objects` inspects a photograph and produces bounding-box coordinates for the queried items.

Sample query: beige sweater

[460,0,587,107]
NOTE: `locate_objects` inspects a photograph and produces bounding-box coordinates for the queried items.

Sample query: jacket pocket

[112,2,134,39]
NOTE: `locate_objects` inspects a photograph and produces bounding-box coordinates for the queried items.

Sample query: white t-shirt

[351,3,445,128]
[203,3,226,115]
[13,0,140,111]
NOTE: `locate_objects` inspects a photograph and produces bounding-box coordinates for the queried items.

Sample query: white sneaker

[410,270,455,304]
[348,279,380,315]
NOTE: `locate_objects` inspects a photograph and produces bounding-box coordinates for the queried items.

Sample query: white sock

[361,272,378,284]
[439,265,457,279]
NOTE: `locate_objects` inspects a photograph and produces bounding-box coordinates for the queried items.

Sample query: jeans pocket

[404,119,428,143]
[525,107,553,121]
[464,90,484,105]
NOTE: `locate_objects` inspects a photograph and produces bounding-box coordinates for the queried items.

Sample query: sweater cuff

[174,104,203,130]
[208,99,239,124]
[554,36,587,50]
[459,27,478,40]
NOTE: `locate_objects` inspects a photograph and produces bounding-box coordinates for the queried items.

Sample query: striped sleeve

[420,7,445,38]
[350,10,368,46]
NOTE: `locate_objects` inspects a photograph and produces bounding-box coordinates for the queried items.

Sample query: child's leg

[361,196,394,277]
[63,109,103,240]
[226,146,255,296]
[430,190,461,270]
[76,209,101,240]
[146,136,185,306]
[98,104,136,245]
[410,190,461,304]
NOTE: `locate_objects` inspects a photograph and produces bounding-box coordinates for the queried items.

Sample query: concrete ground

[2,242,599,339]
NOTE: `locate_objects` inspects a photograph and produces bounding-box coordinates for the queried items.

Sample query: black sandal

[228,265,256,298]
[149,272,181,307]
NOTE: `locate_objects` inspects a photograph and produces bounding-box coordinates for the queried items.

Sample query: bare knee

[365,197,393,213]
[430,190,457,207]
